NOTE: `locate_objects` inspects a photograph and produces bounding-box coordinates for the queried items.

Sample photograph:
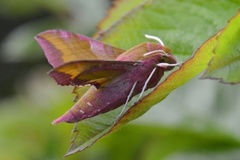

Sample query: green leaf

[111,30,219,132]
[97,0,239,59]
[70,124,240,160]
[66,0,240,155]
[202,10,240,84]
[96,0,146,31]
[66,107,124,156]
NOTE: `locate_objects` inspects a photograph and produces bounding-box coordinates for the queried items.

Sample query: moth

[35,30,179,124]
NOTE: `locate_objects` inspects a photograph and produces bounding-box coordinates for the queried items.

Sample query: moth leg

[115,81,138,121]
[138,62,181,101]
[137,67,157,101]
[157,62,182,68]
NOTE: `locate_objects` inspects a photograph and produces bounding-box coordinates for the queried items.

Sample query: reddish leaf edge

[93,0,150,39]
[201,10,240,84]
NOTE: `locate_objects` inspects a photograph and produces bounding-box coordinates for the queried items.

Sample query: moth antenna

[157,62,182,68]
[137,67,157,101]
[143,49,167,57]
[116,81,138,120]
[145,34,165,46]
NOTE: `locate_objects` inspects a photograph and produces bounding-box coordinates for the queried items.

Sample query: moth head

[144,34,179,71]
[159,50,177,71]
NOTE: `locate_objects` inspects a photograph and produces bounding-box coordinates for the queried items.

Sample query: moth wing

[48,60,140,88]
[35,30,125,68]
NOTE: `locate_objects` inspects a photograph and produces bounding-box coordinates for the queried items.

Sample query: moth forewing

[35,30,179,124]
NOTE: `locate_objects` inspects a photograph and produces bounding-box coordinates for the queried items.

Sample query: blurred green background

[1,0,240,160]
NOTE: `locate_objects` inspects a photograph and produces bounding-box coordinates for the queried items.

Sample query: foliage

[0,0,240,159]
[66,0,240,156]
